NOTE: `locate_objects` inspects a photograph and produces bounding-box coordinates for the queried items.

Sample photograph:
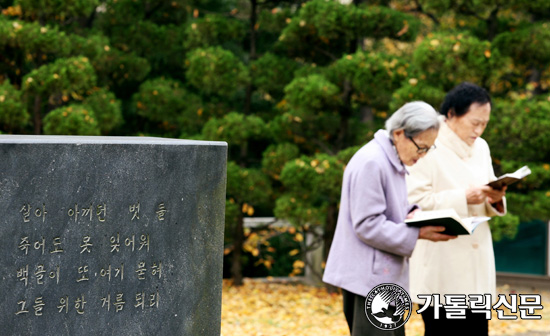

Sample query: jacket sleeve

[406,153,469,218]
[348,159,419,257]
[484,144,507,216]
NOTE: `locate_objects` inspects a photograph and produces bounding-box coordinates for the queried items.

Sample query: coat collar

[374,130,408,174]
[438,117,474,160]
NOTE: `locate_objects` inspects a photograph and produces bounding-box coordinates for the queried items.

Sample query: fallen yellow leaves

[222,278,348,336]
[221,279,550,336]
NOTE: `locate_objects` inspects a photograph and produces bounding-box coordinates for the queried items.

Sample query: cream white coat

[406,119,506,303]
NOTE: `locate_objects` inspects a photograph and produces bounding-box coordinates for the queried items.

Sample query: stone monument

[0,135,227,335]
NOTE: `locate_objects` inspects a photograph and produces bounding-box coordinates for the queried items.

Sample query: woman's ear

[447,108,456,119]
[392,129,405,140]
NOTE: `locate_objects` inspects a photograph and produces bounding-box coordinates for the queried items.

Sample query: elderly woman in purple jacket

[323,101,456,336]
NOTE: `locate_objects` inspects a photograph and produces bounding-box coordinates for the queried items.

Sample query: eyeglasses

[408,136,436,154]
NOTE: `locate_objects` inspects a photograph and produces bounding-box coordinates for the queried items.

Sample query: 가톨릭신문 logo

[365,283,412,330]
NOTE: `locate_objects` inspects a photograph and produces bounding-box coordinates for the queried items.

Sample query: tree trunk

[360,105,374,123]
[323,202,338,262]
[85,8,97,28]
[235,0,257,283]
[526,9,543,96]
[244,0,258,115]
[248,0,257,62]
[231,211,245,286]
[486,7,499,41]
[239,141,248,167]
[351,0,375,133]
[33,95,42,135]
[336,80,353,151]
[528,68,543,96]
[322,203,339,293]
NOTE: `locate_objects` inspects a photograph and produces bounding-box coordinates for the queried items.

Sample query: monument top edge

[0,135,227,146]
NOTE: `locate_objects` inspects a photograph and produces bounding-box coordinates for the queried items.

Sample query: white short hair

[385,101,440,139]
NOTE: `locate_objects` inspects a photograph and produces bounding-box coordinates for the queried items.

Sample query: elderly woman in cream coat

[406,82,507,335]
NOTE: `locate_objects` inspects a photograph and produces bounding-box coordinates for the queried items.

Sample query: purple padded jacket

[323,130,420,296]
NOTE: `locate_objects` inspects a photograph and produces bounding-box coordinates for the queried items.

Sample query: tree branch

[486,6,500,41]
[312,138,335,155]
[313,45,339,62]
[85,7,97,29]
[412,0,440,26]
[145,1,164,20]
[289,122,336,155]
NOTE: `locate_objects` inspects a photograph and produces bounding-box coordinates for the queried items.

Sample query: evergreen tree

[1,0,549,285]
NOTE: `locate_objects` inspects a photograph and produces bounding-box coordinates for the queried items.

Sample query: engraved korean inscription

[14,201,166,317]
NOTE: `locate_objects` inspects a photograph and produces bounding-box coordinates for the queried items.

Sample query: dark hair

[440,82,491,118]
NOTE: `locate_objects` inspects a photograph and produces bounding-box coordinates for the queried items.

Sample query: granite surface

[0,135,227,335]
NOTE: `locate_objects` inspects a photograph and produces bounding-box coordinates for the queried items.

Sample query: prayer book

[405,208,490,235]
[487,165,531,190]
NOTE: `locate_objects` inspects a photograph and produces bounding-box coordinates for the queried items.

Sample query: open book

[405,208,490,235]
[487,165,531,190]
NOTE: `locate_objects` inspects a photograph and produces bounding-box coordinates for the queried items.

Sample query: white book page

[408,208,460,222]
[500,165,531,179]
[465,216,491,232]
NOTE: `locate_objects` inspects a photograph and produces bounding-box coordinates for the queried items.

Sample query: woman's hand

[486,185,507,204]
[419,226,457,242]
[466,186,490,204]
[466,185,507,204]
